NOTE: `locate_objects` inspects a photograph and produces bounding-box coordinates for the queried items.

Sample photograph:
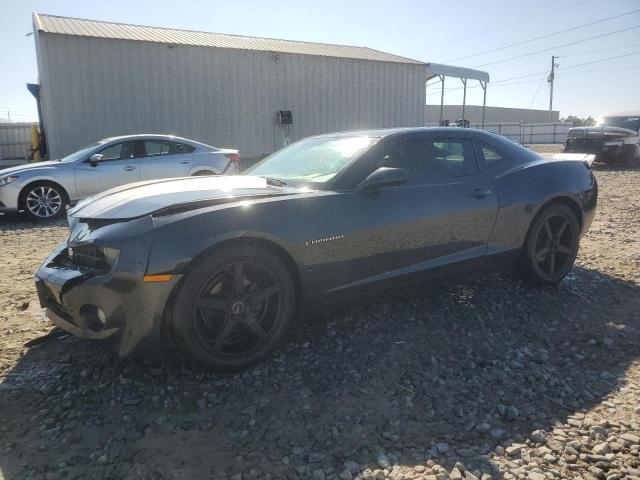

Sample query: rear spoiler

[541,152,596,169]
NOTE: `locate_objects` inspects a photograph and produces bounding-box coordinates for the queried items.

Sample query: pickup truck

[564,111,640,167]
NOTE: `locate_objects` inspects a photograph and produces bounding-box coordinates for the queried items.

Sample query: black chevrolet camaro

[35,128,598,370]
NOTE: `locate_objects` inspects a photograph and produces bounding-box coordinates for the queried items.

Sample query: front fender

[16,172,77,200]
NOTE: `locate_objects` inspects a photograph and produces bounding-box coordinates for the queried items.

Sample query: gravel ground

[0,154,639,480]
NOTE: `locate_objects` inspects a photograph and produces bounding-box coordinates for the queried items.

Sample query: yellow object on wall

[31,124,40,161]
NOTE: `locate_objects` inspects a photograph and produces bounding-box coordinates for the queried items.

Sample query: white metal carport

[425,63,490,128]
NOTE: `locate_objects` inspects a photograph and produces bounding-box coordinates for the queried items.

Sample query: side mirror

[356,167,409,191]
[89,153,103,167]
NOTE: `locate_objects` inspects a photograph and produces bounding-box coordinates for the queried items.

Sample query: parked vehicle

[35,128,597,371]
[0,134,240,220]
[564,111,640,167]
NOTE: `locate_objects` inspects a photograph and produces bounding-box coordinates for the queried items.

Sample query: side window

[379,140,447,181]
[143,141,172,157]
[377,138,477,183]
[98,142,134,161]
[175,143,196,154]
[477,141,506,169]
[431,139,478,177]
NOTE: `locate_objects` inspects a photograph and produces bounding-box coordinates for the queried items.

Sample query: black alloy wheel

[520,204,580,285]
[171,246,295,371]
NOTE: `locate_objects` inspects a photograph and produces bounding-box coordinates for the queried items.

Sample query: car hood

[567,126,637,138]
[0,160,64,175]
[69,175,304,220]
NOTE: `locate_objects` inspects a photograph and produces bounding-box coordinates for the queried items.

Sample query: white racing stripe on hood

[69,175,274,219]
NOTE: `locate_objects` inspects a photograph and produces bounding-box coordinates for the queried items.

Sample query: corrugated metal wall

[0,123,35,160]
[36,33,426,160]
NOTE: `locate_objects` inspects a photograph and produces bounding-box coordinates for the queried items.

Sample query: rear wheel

[171,246,296,371]
[518,204,580,285]
[20,182,68,220]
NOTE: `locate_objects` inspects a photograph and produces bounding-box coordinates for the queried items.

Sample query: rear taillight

[225,153,240,164]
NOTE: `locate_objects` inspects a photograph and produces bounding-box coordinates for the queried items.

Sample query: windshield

[600,116,640,132]
[244,135,379,185]
[58,142,103,163]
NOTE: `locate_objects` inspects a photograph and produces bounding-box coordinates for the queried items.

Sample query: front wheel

[518,204,580,285]
[20,182,68,220]
[170,245,296,371]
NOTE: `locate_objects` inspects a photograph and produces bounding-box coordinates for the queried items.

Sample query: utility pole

[548,56,559,123]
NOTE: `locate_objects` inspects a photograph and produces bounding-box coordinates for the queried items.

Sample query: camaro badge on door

[305,235,344,247]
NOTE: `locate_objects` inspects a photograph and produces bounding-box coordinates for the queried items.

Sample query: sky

[0,0,639,123]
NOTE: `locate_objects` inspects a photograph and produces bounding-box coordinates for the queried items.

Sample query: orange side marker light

[143,274,173,282]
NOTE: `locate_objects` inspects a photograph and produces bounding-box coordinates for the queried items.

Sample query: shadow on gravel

[0,211,67,231]
[1,266,639,479]
[592,162,640,173]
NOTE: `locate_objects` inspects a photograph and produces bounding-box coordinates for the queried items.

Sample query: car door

[138,140,193,180]
[74,141,140,197]
[331,134,498,292]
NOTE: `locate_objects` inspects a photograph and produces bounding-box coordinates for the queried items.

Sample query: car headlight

[68,244,120,271]
[0,175,19,186]
[101,247,120,267]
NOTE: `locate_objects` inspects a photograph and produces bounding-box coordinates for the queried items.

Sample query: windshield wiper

[265,177,287,187]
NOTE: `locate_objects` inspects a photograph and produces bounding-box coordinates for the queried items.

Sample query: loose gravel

[0,158,638,480]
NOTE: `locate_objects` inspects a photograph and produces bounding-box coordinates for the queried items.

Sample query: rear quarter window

[476,141,508,170]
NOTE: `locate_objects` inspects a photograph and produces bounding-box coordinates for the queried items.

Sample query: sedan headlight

[0,175,19,186]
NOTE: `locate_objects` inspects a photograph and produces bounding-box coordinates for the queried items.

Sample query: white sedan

[0,134,240,220]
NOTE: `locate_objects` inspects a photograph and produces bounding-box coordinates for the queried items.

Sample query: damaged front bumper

[34,215,179,356]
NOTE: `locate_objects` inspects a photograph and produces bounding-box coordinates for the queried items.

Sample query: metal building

[32,13,428,162]
[425,105,560,124]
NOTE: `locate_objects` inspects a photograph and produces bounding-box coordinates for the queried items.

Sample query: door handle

[179,160,190,164]
[123,165,137,171]
[471,188,492,199]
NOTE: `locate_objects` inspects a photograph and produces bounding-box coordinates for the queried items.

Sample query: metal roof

[425,63,490,83]
[33,13,424,65]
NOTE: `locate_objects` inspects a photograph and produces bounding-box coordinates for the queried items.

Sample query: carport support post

[480,81,487,129]
[461,78,467,122]
[439,75,445,124]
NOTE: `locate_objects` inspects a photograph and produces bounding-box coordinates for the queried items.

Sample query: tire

[191,170,215,176]
[19,181,68,221]
[170,245,296,371]
[518,204,580,286]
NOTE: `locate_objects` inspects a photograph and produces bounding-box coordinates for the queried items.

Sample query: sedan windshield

[244,135,378,185]
[58,142,103,163]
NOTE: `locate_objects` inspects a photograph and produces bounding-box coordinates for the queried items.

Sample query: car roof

[311,126,501,140]
[98,134,215,149]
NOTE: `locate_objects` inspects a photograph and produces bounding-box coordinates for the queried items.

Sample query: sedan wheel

[171,246,295,371]
[22,184,66,220]
[519,204,579,285]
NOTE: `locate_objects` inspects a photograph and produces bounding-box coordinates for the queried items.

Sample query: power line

[472,25,640,68]
[427,77,548,95]
[444,8,640,63]
[557,43,640,57]
[426,54,640,96]
[427,69,548,89]
[529,76,548,109]
[407,0,591,52]
[559,50,640,69]
[428,50,640,91]
[559,65,640,75]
